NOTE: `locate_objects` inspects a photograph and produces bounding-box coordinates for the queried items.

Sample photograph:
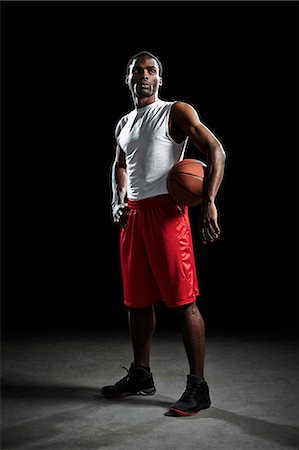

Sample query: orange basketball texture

[167,159,205,206]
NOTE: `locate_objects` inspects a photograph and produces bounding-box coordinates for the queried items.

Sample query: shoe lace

[179,381,199,402]
[115,366,132,388]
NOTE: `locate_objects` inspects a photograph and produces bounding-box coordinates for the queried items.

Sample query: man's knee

[129,305,154,318]
[175,301,198,317]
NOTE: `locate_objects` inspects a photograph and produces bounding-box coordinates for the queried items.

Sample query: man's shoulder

[171,101,193,111]
[171,101,199,119]
[114,109,134,138]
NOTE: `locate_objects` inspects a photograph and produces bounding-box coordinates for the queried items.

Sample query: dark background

[1,1,297,336]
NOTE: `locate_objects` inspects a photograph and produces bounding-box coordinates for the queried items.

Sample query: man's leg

[129,305,156,367]
[168,301,211,415]
[176,301,206,377]
[100,304,156,398]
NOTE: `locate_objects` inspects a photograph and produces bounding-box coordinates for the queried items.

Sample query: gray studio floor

[1,327,298,450]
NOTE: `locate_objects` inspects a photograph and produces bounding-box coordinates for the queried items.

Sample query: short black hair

[126,51,163,76]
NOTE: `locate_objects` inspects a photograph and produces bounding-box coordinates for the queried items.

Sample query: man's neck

[134,95,159,109]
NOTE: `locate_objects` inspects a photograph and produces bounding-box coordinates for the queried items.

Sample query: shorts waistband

[128,194,173,210]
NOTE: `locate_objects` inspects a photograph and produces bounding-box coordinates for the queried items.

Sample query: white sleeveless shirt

[115,99,188,200]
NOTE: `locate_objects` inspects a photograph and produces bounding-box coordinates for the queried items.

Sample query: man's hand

[112,203,129,227]
[199,201,221,245]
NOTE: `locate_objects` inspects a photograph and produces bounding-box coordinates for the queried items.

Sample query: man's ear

[125,76,129,85]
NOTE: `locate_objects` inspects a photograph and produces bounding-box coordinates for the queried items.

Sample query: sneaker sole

[101,388,156,399]
[168,401,211,417]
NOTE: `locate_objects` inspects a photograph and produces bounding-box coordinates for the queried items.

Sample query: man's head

[125,51,163,100]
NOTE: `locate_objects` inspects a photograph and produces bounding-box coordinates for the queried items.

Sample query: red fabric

[120,194,200,308]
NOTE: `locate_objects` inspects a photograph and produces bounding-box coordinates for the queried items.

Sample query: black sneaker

[100,363,156,398]
[168,374,211,416]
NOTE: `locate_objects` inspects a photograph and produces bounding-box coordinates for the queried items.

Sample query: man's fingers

[200,223,212,244]
[211,219,221,236]
[119,211,128,227]
[113,204,129,224]
[199,203,221,244]
[200,221,221,244]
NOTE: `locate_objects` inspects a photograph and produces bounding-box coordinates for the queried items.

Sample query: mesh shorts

[120,194,200,308]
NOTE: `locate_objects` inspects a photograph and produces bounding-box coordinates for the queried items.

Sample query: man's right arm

[111,144,128,226]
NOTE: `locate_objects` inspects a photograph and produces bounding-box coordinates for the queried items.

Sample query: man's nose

[140,69,149,78]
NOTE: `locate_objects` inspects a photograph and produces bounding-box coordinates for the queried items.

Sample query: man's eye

[149,69,156,74]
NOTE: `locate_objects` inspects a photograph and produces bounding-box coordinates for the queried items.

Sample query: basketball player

[101,51,226,416]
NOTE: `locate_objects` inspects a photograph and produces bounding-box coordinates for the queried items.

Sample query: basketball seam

[173,159,207,169]
[170,172,204,181]
[171,180,202,199]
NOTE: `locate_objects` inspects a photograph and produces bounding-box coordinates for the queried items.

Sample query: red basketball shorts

[120,194,200,308]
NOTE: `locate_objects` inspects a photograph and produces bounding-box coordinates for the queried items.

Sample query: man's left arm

[172,101,226,244]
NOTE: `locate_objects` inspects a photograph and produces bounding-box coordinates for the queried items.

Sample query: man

[101,51,226,416]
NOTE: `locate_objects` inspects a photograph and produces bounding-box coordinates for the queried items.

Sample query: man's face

[126,56,162,98]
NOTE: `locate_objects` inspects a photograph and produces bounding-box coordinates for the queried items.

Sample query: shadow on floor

[191,406,299,449]
[2,380,299,449]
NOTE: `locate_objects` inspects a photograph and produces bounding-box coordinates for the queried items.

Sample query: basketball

[167,159,206,207]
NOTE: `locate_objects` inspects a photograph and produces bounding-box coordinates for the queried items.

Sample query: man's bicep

[188,122,218,149]
[174,102,206,147]
[183,109,221,153]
